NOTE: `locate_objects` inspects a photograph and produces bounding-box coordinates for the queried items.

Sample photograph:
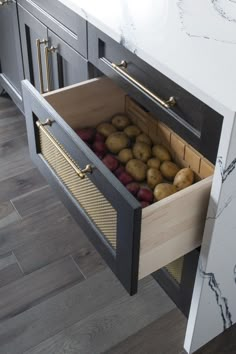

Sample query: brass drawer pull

[45,45,58,93]
[36,120,93,179]
[111,60,176,109]
[41,118,53,126]
[0,0,13,5]
[36,39,48,94]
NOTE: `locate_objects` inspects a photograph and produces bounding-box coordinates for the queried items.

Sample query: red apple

[119,172,134,185]
[95,132,106,142]
[140,201,150,208]
[92,141,107,155]
[95,151,105,159]
[126,182,140,196]
[114,165,125,177]
[137,188,153,202]
[75,128,95,143]
[102,154,119,171]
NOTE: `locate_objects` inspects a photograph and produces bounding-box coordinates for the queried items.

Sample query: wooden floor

[0,95,235,354]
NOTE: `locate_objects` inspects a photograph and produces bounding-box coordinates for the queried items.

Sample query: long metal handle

[111,60,176,109]
[0,0,13,5]
[36,39,48,94]
[36,120,93,179]
[45,46,57,93]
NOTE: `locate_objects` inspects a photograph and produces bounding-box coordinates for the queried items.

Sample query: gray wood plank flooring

[106,308,187,354]
[0,253,23,288]
[0,96,189,354]
[11,185,60,218]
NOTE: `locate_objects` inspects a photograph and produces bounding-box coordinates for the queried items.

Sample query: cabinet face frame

[17,0,87,57]
[18,5,90,95]
[47,30,89,92]
[18,4,48,93]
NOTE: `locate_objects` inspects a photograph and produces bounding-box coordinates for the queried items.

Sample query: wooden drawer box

[22,77,213,294]
[88,23,223,164]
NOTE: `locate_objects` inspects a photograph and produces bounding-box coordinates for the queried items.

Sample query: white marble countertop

[59,0,236,114]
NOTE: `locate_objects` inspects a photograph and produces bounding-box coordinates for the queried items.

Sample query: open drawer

[22,77,213,295]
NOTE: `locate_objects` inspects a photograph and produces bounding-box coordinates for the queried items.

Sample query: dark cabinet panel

[17,0,87,57]
[0,0,24,109]
[46,30,89,91]
[18,4,48,93]
[18,5,89,94]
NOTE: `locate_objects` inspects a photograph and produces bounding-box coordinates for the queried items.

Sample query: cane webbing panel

[165,257,184,284]
[38,126,117,250]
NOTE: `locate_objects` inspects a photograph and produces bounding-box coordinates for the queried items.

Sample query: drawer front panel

[88,23,223,163]
[18,0,87,56]
[22,79,141,295]
[38,123,117,249]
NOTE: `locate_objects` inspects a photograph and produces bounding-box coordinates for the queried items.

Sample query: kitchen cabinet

[18,5,89,94]
[22,76,213,299]
[0,0,24,110]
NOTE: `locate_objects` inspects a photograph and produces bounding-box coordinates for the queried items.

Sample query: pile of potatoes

[75,114,194,208]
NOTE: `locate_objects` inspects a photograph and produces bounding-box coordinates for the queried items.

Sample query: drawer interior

[43,77,213,281]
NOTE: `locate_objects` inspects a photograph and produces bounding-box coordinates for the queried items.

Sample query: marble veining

[199,264,233,330]
[218,156,236,182]
[212,0,236,23]
[177,0,236,44]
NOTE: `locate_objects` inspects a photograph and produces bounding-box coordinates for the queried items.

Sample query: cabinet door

[18,4,48,93]
[0,0,24,102]
[46,30,89,92]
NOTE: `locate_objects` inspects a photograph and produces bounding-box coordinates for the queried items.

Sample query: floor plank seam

[12,251,25,275]
[0,278,83,324]
[70,254,87,280]
[0,166,34,184]
[9,200,23,221]
[10,185,55,204]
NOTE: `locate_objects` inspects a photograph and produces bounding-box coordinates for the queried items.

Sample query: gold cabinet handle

[36,120,93,179]
[0,0,13,5]
[45,45,58,93]
[111,60,176,109]
[36,39,48,94]
[41,118,53,126]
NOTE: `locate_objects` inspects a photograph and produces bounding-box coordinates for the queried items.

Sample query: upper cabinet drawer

[23,77,213,295]
[18,0,87,56]
[88,24,223,164]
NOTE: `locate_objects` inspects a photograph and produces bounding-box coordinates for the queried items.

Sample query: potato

[147,157,161,170]
[136,133,152,146]
[160,161,180,181]
[152,144,171,162]
[97,123,117,137]
[105,132,130,154]
[112,114,131,130]
[126,159,148,182]
[124,125,141,139]
[147,168,163,189]
[154,183,177,201]
[133,142,152,162]
[173,168,194,190]
[118,148,133,164]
